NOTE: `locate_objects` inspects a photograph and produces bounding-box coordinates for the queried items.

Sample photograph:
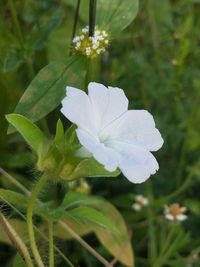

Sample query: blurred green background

[1,0,200,266]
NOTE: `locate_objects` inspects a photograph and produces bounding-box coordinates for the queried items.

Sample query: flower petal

[88,82,128,130]
[176,214,187,221]
[165,214,174,221]
[76,128,120,172]
[102,110,163,151]
[108,140,159,183]
[61,86,95,134]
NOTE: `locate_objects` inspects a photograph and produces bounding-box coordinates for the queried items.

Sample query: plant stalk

[1,168,109,266]
[27,174,48,267]
[59,221,110,266]
[0,213,33,267]
[0,195,74,267]
[89,0,97,36]
[71,0,81,43]
[48,220,54,267]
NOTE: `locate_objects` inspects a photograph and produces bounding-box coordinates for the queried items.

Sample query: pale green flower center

[73,26,109,58]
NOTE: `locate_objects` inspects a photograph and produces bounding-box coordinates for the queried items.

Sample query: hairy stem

[0,195,74,267]
[48,220,54,267]
[0,213,33,267]
[27,174,48,267]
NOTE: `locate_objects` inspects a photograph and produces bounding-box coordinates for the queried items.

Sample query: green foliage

[65,206,117,231]
[6,114,46,154]
[12,56,86,124]
[3,49,24,72]
[67,158,120,180]
[0,189,28,209]
[1,0,200,266]
[54,119,64,144]
[96,0,139,35]
[26,16,62,53]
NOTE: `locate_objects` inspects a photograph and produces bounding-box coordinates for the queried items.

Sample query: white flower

[132,194,149,211]
[61,82,164,183]
[73,26,109,58]
[164,203,187,222]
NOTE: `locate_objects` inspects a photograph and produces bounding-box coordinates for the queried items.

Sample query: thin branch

[71,0,81,41]
[89,0,97,36]
[0,213,33,267]
[0,167,31,196]
[59,221,110,266]
[70,0,81,56]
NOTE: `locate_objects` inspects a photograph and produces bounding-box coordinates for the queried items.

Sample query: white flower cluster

[164,203,187,222]
[72,26,109,58]
[132,195,149,211]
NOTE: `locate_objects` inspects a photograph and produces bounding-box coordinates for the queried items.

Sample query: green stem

[69,0,81,56]
[27,174,48,267]
[146,182,157,264]
[153,225,176,267]
[89,0,97,36]
[84,59,92,90]
[70,0,81,55]
[8,0,24,46]
[1,196,74,267]
[1,168,109,266]
[48,220,54,267]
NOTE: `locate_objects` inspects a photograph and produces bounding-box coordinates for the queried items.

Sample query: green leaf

[28,16,63,52]
[66,0,138,36]
[0,189,29,209]
[59,192,95,210]
[94,199,134,267]
[65,206,117,232]
[0,189,44,217]
[53,217,91,239]
[68,158,120,179]
[12,56,86,124]
[6,114,46,155]
[3,49,24,72]
[54,119,64,144]
[51,192,134,266]
[96,0,139,35]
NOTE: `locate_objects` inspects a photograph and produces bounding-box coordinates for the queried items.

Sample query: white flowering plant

[0,0,199,267]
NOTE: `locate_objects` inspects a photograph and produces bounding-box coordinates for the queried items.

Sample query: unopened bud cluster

[72,26,109,58]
